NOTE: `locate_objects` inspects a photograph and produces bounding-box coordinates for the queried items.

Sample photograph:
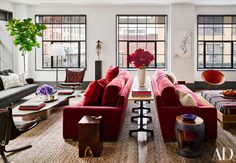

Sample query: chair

[0,105,40,163]
[201,70,225,89]
[59,68,85,90]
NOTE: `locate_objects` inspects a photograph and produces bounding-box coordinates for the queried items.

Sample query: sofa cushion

[177,90,197,107]
[102,77,125,106]
[9,72,27,85]
[0,84,38,108]
[83,81,101,106]
[0,74,23,89]
[175,85,204,106]
[155,69,166,80]
[117,70,130,83]
[105,66,119,82]
[157,75,180,106]
[166,72,178,84]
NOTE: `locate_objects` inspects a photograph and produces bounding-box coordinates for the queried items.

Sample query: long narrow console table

[129,76,154,137]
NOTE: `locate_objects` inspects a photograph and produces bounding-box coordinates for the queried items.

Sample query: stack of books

[19,101,46,110]
[132,85,152,97]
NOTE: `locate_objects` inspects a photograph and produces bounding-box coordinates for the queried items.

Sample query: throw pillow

[0,74,23,89]
[83,80,107,106]
[9,73,27,85]
[166,72,178,85]
[177,90,197,107]
[102,77,125,106]
[105,66,119,82]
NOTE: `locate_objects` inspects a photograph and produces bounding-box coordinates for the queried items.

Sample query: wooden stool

[175,115,205,158]
[78,116,103,157]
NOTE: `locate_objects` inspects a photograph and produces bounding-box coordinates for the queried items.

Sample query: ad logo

[213,147,234,161]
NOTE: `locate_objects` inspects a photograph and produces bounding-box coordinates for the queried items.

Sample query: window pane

[157,42,164,54]
[43,25,53,40]
[138,16,146,24]
[198,25,204,40]
[214,16,223,24]
[224,16,232,24]
[213,25,223,40]
[119,27,128,40]
[52,24,62,40]
[117,15,167,68]
[129,16,137,24]
[198,15,235,69]
[119,16,128,24]
[198,42,203,54]
[147,16,156,24]
[36,15,86,69]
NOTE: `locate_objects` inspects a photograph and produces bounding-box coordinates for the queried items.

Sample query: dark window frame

[35,15,87,69]
[197,15,236,70]
[0,9,12,21]
[116,15,168,69]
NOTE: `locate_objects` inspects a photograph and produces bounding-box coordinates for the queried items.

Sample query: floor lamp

[49,43,66,87]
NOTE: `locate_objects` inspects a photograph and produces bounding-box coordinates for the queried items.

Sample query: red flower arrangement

[128,48,154,69]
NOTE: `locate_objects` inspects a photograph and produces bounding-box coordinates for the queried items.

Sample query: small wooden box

[78,116,103,157]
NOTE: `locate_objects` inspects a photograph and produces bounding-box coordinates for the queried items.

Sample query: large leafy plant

[6,18,46,71]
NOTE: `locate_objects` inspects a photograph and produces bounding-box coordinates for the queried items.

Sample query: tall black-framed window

[116,15,167,69]
[36,15,86,68]
[0,9,12,21]
[198,15,236,70]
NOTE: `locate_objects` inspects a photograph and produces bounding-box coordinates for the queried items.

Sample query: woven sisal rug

[3,101,236,163]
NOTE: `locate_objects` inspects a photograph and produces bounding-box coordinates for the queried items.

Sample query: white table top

[128,76,154,101]
[12,90,81,116]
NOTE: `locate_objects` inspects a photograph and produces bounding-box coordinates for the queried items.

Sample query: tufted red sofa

[63,72,133,141]
[151,69,217,141]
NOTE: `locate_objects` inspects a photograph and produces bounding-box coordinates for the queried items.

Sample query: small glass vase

[137,68,146,87]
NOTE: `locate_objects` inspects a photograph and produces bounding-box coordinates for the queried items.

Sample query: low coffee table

[12,90,81,121]
[201,90,236,128]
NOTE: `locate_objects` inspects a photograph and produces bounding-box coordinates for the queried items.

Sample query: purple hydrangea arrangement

[37,84,54,96]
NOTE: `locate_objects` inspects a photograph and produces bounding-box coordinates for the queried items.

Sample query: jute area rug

[4,102,138,163]
[145,102,236,163]
[2,100,236,163]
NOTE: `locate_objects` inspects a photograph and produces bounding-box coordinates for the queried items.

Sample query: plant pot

[137,68,146,87]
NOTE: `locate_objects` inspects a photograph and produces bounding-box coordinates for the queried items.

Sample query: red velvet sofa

[151,69,217,141]
[63,72,133,141]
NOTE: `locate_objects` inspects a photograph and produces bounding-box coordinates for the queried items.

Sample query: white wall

[27,5,169,82]
[13,3,29,73]
[170,4,195,83]
[0,0,14,11]
[2,3,236,82]
[0,0,14,70]
[195,5,236,81]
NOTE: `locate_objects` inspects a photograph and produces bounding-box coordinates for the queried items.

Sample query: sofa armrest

[25,78,34,84]
[63,105,124,141]
[177,80,186,85]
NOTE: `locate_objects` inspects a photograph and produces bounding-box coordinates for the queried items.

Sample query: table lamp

[49,43,66,87]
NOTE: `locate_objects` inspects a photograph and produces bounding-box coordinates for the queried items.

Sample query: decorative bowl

[182,114,196,121]
[222,89,236,97]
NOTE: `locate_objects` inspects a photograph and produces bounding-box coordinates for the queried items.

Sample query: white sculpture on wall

[175,30,192,58]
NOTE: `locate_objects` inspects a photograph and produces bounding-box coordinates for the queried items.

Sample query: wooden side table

[78,116,103,157]
[175,115,205,158]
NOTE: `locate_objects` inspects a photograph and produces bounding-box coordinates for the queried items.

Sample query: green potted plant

[6,18,46,72]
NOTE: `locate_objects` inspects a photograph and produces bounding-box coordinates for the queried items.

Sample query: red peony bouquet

[128,48,154,69]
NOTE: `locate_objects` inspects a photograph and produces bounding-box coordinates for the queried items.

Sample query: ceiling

[7,0,236,5]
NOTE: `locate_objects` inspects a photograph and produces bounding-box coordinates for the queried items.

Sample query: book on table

[58,90,74,95]
[19,101,46,110]
[132,85,152,97]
